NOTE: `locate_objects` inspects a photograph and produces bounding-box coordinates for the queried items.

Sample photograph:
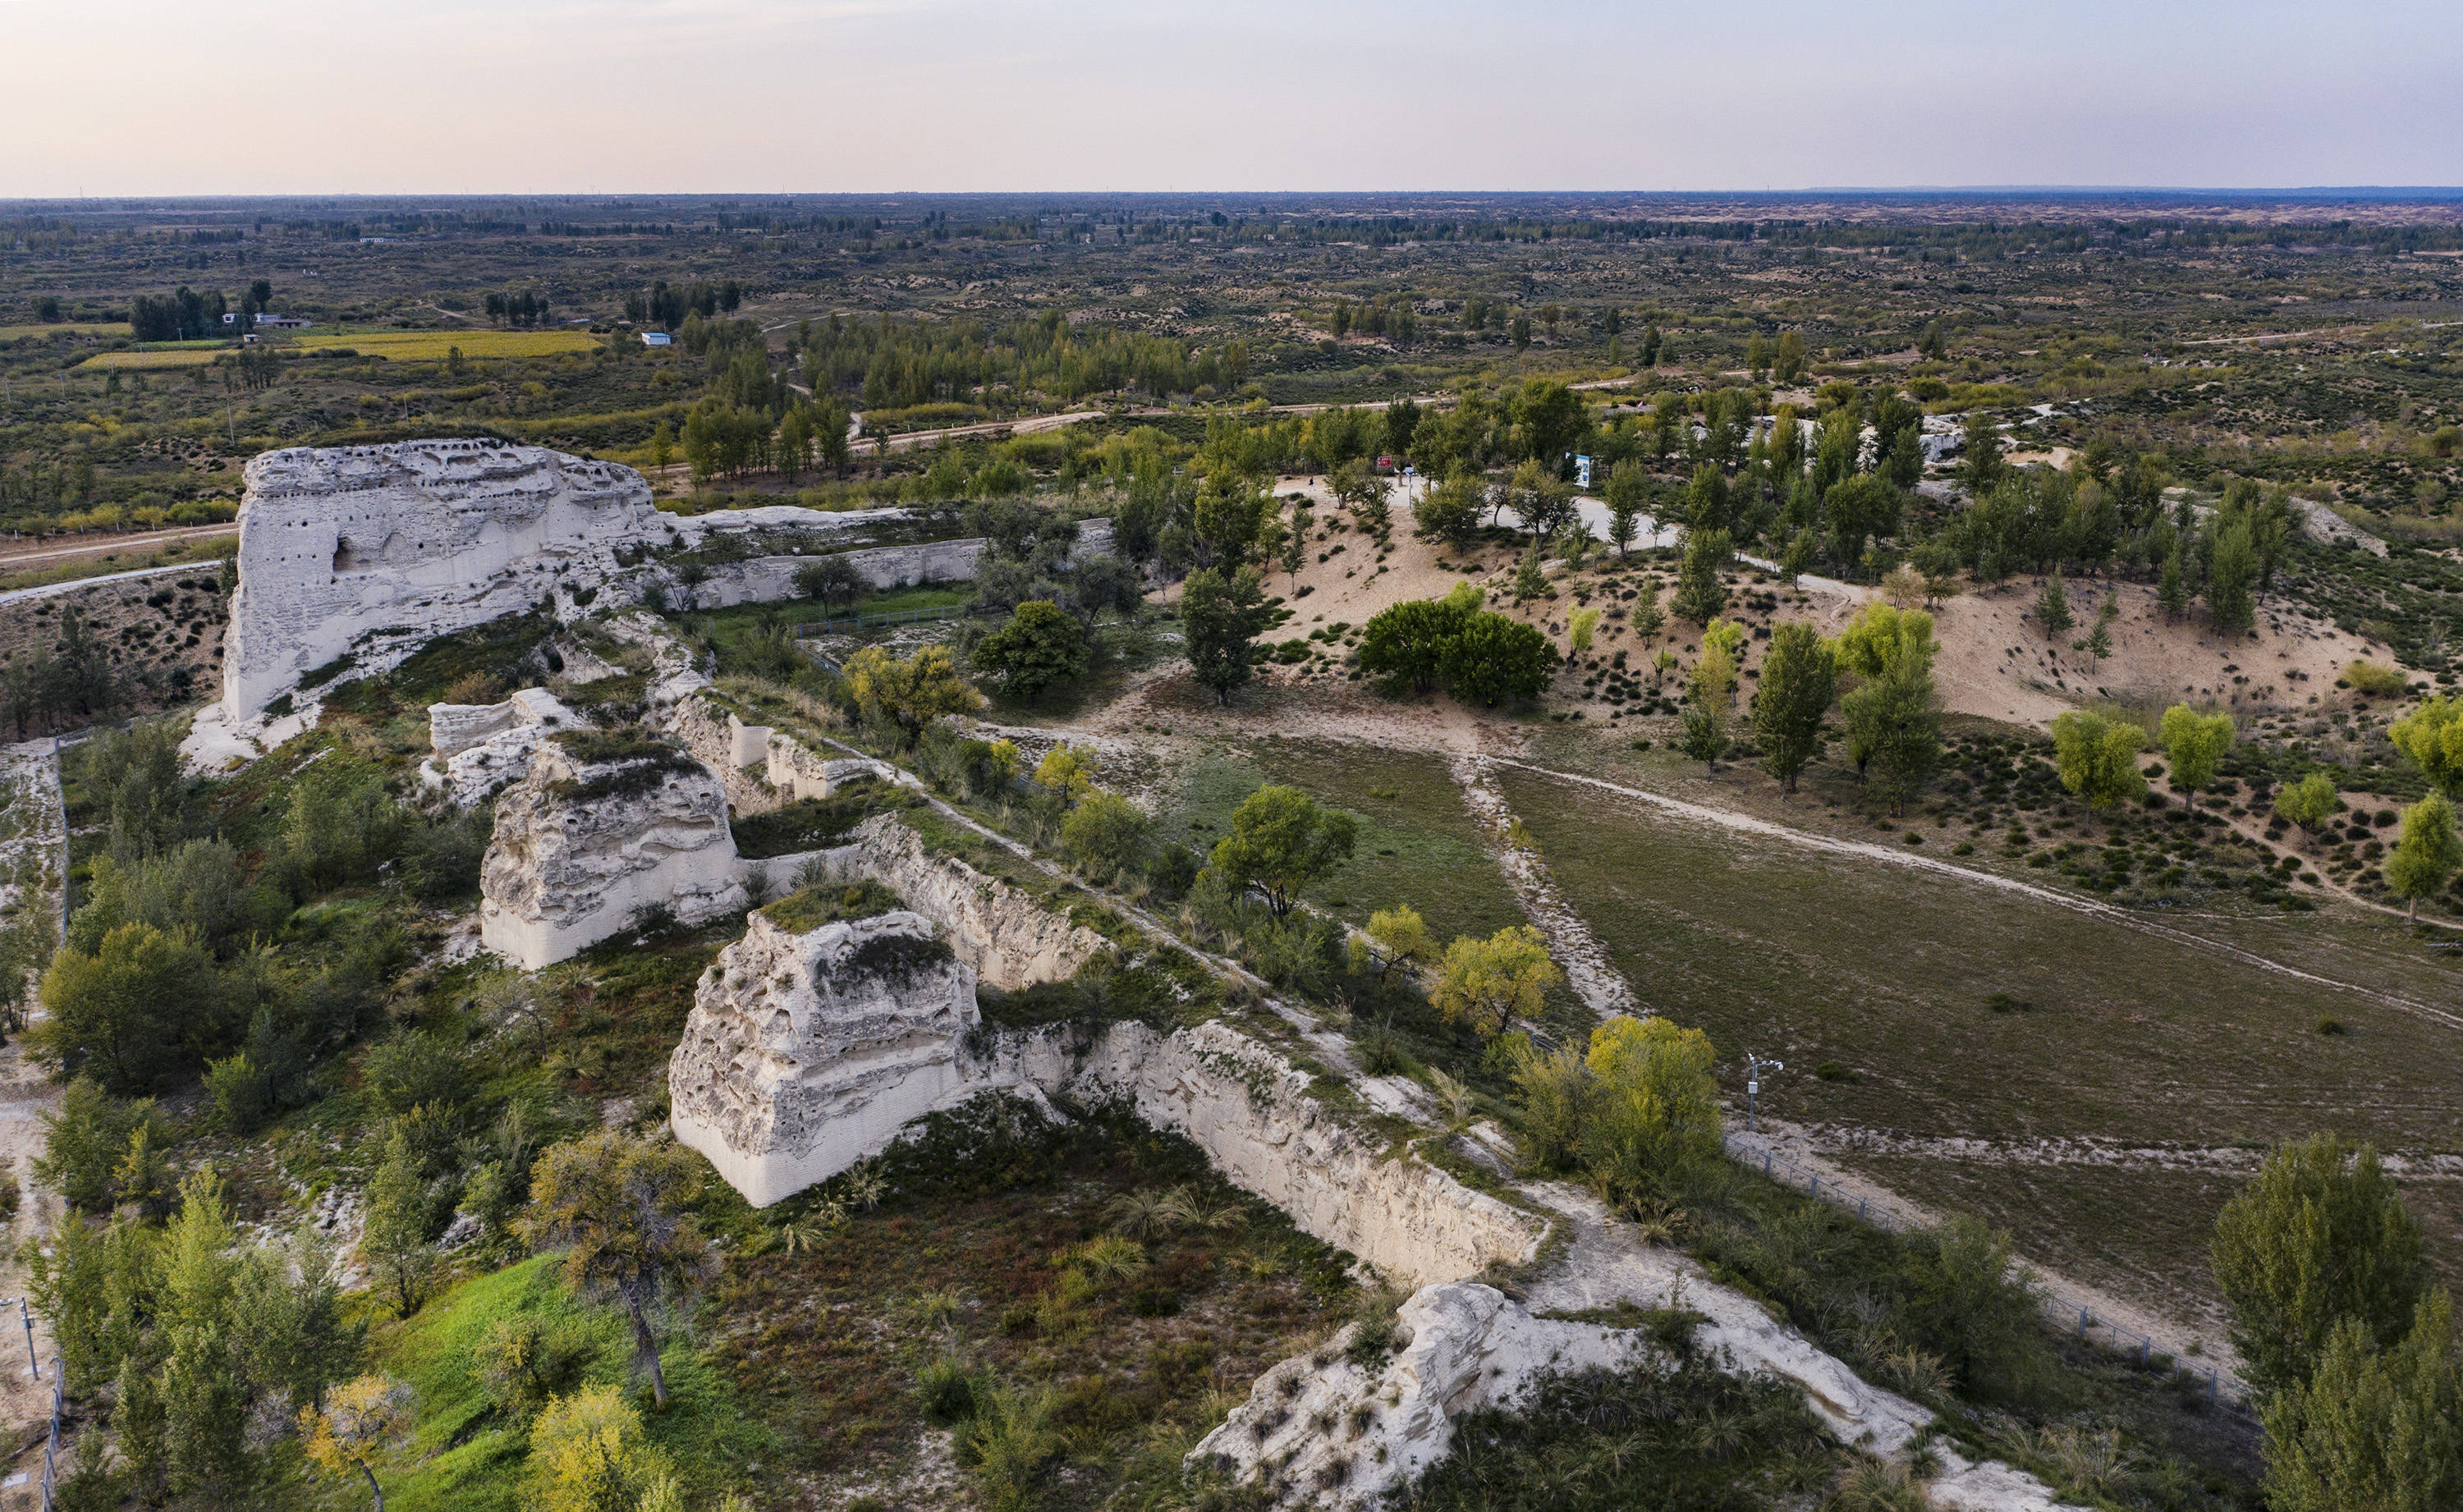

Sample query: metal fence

[1721,1129,2250,1414]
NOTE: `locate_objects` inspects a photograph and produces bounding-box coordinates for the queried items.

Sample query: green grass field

[1493,763,2463,1318]
[1164,742,1529,949]
[299,328,602,360]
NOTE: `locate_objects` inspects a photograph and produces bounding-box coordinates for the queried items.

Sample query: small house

[641,332,673,348]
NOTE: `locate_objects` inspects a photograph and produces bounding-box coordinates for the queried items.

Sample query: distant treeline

[798,310,1249,408]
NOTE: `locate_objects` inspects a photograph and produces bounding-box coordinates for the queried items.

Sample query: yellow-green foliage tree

[1581,1016,1723,1213]
[2051,710,2147,822]
[2386,793,2463,920]
[1430,926,1561,1038]
[2388,694,2463,798]
[842,644,985,744]
[299,1373,415,1511]
[527,1384,669,1512]
[518,1131,719,1408]
[2158,705,2234,806]
[1033,743,1096,805]
[2275,772,2341,845]
[1347,905,1429,979]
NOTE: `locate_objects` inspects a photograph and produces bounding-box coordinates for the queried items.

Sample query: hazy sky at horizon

[3,0,2458,197]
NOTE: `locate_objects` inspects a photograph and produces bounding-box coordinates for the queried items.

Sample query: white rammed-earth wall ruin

[208,439,1121,742]
[479,739,747,969]
[670,908,982,1206]
[221,441,663,722]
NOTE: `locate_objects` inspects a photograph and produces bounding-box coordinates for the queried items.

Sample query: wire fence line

[1722,1129,2252,1416]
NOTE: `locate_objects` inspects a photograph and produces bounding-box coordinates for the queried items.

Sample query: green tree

[1437,614,1553,706]
[1511,547,1548,603]
[1357,598,1469,693]
[1681,636,1738,772]
[2212,1133,2426,1396]
[2388,695,2463,799]
[1603,459,1646,560]
[2086,593,2117,660]
[2208,516,2258,638]
[34,1075,161,1213]
[360,1126,439,1320]
[2034,572,2073,639]
[1629,580,1665,644]
[1431,927,1560,1038]
[971,600,1090,703]
[2276,772,2341,845]
[1752,622,1838,794]
[2385,793,2463,920]
[791,555,862,613]
[32,921,211,1094]
[1961,412,2003,496]
[2158,705,2234,807]
[1833,605,1942,813]
[1180,566,1270,706]
[1205,786,1357,917]
[2051,711,2147,822]
[1672,528,1731,622]
[1823,474,1903,574]
[1773,331,1806,383]
[1415,471,1483,550]
[519,1131,721,1409]
[1567,607,1600,656]
[2158,539,2190,620]
[2262,1294,2463,1512]
[1061,791,1149,883]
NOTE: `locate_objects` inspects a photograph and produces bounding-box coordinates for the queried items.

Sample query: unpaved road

[0,523,235,570]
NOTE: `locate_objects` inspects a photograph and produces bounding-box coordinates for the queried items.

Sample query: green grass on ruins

[708,1099,1360,1510]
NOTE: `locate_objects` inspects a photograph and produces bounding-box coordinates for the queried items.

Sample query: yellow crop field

[296,329,600,360]
[0,322,132,341]
[80,348,225,369]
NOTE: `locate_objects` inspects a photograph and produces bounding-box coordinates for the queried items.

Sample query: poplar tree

[2385,793,2462,920]
[1752,622,1837,794]
[2213,1134,2425,1396]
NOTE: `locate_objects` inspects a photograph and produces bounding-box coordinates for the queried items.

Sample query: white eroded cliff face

[478,738,745,969]
[837,814,1106,992]
[1019,1022,1541,1289]
[221,440,663,722]
[669,908,979,1207]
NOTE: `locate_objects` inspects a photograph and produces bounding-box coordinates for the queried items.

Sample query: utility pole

[1744,1053,1783,1134]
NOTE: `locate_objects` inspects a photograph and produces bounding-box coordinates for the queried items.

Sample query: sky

[3,0,2459,196]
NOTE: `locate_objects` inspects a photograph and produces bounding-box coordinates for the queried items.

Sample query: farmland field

[296,328,601,360]
[78,347,225,369]
[1493,763,2463,1321]
[0,322,131,341]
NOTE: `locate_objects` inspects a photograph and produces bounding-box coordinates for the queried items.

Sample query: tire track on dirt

[1492,757,2463,1032]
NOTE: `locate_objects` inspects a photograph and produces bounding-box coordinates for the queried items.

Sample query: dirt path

[1492,757,2463,1031]
[0,745,66,1468]
[0,524,235,570]
[1448,754,1636,1021]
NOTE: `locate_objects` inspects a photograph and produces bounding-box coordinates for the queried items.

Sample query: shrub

[474,1315,593,1425]
[2346,659,2409,699]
